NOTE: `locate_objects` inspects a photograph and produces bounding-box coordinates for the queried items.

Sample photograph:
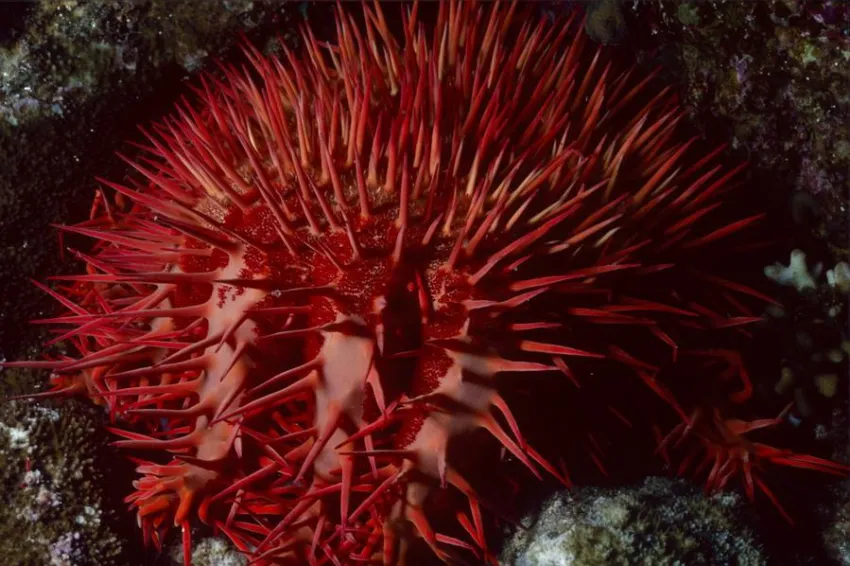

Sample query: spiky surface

[5,2,846,565]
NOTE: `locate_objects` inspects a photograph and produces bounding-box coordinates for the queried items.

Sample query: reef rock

[500,477,766,566]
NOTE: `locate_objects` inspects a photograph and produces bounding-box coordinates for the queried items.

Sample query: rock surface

[0,399,131,566]
[500,477,767,566]
[622,0,849,259]
[168,536,248,566]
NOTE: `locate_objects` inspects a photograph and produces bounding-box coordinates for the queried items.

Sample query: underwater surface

[0,1,847,565]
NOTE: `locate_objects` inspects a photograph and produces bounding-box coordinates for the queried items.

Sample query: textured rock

[622,0,849,259]
[822,481,850,565]
[501,477,766,566]
[0,399,131,565]
[0,0,309,364]
[168,536,247,566]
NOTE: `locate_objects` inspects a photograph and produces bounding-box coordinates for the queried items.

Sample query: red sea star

[5,2,846,564]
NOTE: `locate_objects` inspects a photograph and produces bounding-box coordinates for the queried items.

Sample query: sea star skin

[5,1,846,565]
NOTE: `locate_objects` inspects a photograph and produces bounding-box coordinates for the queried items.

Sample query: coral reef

[169,536,247,566]
[0,2,310,563]
[0,0,295,129]
[5,1,847,564]
[604,2,850,551]
[0,0,307,364]
[765,249,821,293]
[0,397,130,565]
[621,0,849,258]
[759,247,849,458]
[822,481,850,565]
[584,0,627,45]
[1,1,847,565]
[500,476,766,566]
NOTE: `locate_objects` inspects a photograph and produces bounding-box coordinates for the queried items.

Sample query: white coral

[826,261,850,294]
[764,249,821,292]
